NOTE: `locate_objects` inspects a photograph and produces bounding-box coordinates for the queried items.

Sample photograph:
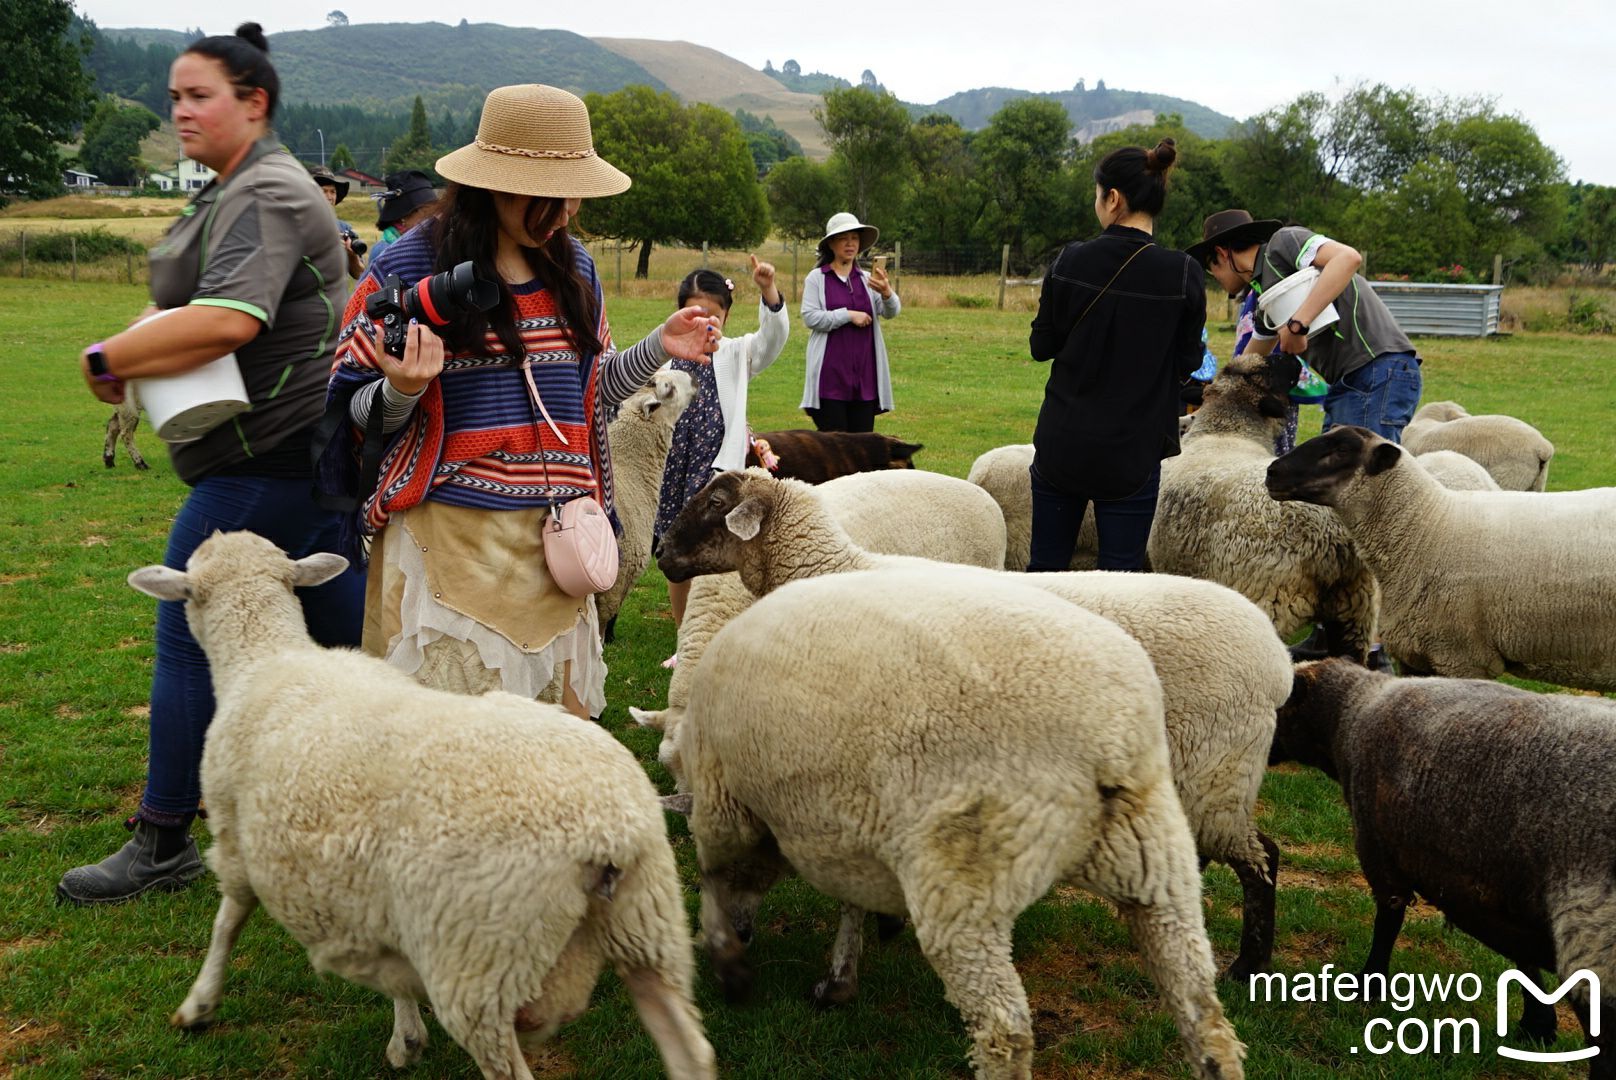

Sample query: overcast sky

[75,0,1615,185]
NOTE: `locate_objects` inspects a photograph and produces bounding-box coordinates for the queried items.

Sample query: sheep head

[1192,352,1301,438]
[1411,400,1469,425]
[128,531,348,649]
[1270,658,1372,778]
[636,368,695,423]
[656,469,778,584]
[1265,426,1403,506]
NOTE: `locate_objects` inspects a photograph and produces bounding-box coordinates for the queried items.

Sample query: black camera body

[364,260,501,358]
[339,226,368,256]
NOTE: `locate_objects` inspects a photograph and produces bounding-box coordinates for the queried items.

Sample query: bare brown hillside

[591,37,829,158]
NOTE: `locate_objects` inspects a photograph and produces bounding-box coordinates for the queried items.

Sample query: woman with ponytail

[1025,138,1205,572]
[62,23,365,904]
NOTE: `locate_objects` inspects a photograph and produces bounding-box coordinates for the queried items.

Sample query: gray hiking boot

[56,818,205,905]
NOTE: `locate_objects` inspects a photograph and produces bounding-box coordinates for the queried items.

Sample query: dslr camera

[365,261,501,358]
[338,225,368,257]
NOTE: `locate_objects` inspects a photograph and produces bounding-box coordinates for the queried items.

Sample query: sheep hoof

[810,977,858,1009]
[1221,957,1263,984]
[134,460,150,471]
[103,455,116,469]
[714,958,754,1004]
[170,1000,216,1030]
[385,1033,425,1068]
[1514,1015,1558,1047]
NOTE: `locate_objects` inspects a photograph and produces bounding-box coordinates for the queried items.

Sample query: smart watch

[1285,317,1309,337]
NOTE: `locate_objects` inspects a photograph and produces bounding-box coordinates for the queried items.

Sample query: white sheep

[1148,354,1379,662]
[685,566,1246,1080]
[1413,449,1500,491]
[1402,400,1554,491]
[1267,425,1616,691]
[653,468,1293,985]
[633,467,1008,775]
[131,531,715,1080]
[598,368,696,639]
[103,389,149,470]
[965,443,1096,570]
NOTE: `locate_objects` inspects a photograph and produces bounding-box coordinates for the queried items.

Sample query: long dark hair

[182,22,279,118]
[429,184,603,360]
[1093,138,1178,217]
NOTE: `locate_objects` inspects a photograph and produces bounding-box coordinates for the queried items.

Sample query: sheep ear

[1258,395,1288,419]
[292,553,349,588]
[638,393,662,420]
[725,497,767,540]
[660,793,693,815]
[629,706,666,731]
[128,565,191,601]
[1364,442,1403,476]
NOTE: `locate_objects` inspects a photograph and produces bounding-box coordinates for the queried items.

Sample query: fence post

[790,240,799,304]
[615,241,623,298]
[701,240,709,269]
[997,244,1010,310]
[1492,253,1503,285]
[893,240,902,294]
[71,235,78,283]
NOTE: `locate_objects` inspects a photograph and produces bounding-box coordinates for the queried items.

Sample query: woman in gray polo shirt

[60,23,364,905]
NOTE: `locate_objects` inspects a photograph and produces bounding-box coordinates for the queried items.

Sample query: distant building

[151,157,216,192]
[63,168,99,189]
[338,168,386,195]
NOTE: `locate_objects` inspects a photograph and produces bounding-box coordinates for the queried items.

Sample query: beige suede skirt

[363,500,606,714]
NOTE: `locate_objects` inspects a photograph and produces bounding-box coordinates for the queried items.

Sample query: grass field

[2,276,1612,1079]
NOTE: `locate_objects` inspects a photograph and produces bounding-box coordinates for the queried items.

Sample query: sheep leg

[811,904,865,1008]
[1320,618,1370,666]
[431,991,535,1080]
[172,892,258,1029]
[909,912,1032,1080]
[1550,887,1616,1075]
[1222,831,1279,983]
[385,998,428,1068]
[123,412,148,470]
[1357,898,1407,1000]
[698,867,765,1003]
[622,967,717,1080]
[1510,967,1557,1046]
[103,413,119,468]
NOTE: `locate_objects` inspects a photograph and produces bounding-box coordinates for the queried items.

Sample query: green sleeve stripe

[301,256,336,361]
[191,297,270,322]
[232,416,254,458]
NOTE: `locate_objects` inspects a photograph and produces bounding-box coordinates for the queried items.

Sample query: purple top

[817,266,878,401]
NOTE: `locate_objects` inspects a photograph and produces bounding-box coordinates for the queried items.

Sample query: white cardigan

[708,298,790,470]
[799,264,901,411]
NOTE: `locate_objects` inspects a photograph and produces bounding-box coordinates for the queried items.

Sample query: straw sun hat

[435,84,631,199]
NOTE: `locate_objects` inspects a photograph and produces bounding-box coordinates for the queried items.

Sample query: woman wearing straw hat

[800,211,900,432]
[324,84,721,718]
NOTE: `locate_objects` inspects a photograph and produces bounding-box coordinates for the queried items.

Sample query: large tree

[974,97,1071,263]
[765,154,842,245]
[900,114,986,266]
[814,86,912,226]
[1077,114,1234,253]
[78,95,160,186]
[583,87,769,278]
[0,0,96,204]
[385,96,437,176]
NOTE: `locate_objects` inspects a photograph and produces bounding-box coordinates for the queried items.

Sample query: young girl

[653,255,788,649]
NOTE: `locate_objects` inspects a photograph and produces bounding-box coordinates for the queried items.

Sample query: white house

[63,168,99,189]
[151,157,216,192]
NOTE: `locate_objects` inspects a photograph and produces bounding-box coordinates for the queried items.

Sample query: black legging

[806,398,878,433]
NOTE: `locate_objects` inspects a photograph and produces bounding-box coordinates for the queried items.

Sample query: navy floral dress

[653,358,726,540]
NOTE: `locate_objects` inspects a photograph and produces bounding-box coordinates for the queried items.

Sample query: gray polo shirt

[148,135,347,484]
[1254,225,1415,383]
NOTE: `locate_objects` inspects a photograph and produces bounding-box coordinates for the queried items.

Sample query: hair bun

[234,22,269,53]
[1145,138,1178,173]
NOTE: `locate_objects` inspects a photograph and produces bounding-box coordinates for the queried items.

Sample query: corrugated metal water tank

[1366,282,1504,337]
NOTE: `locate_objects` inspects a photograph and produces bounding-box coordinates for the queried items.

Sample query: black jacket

[1029,225,1205,499]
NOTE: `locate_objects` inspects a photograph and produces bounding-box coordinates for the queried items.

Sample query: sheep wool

[1413,449,1500,491]
[1148,354,1379,662]
[967,443,1096,571]
[132,531,714,1080]
[686,567,1245,1080]
[1403,400,1553,491]
[1267,426,1616,691]
[1273,658,1616,1070]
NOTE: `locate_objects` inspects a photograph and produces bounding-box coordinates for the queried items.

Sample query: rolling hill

[924,83,1236,139]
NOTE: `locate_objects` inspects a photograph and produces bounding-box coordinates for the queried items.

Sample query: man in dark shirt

[1190,209,1422,443]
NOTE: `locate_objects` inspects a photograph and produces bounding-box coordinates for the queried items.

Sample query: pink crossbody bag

[523,359,620,597]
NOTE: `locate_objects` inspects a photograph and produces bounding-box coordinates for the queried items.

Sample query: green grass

[3,277,1610,1078]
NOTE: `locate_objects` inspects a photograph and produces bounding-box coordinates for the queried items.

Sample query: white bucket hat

[819,211,879,257]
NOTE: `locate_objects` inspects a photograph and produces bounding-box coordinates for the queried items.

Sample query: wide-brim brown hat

[436,84,630,199]
[1187,209,1282,266]
[818,211,879,257]
[309,166,349,204]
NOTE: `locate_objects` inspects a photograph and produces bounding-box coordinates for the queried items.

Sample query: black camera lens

[413,261,500,325]
[349,238,368,256]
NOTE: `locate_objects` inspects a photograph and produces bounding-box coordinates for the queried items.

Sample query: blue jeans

[1027,463,1160,573]
[1322,352,1423,443]
[141,475,365,823]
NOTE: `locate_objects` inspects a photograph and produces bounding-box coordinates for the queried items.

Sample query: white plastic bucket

[128,308,250,443]
[1256,266,1340,338]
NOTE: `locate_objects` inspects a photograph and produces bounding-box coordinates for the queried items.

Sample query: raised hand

[867,264,892,298]
[749,254,780,308]
[660,304,722,362]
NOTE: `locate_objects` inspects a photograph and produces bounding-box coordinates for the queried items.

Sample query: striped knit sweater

[325,224,666,538]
